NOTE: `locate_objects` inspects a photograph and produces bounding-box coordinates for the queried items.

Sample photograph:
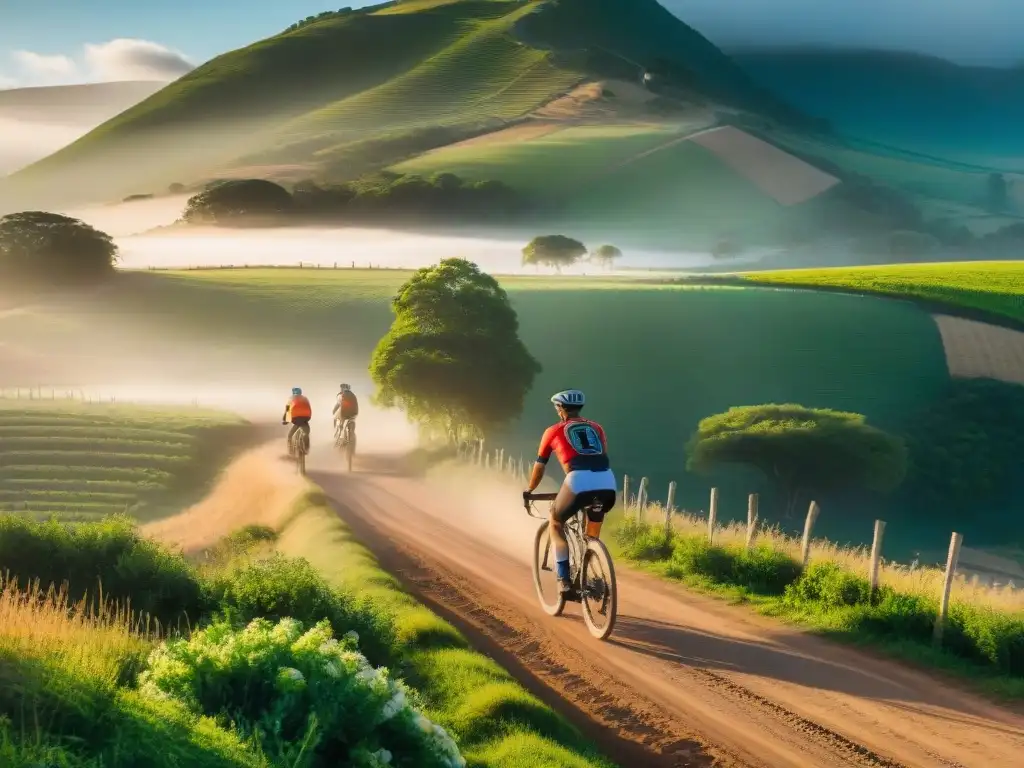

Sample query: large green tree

[0,211,118,284]
[522,235,586,273]
[182,179,293,224]
[686,404,907,517]
[370,258,541,440]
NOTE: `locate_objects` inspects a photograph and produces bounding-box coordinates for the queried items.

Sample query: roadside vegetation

[0,460,615,767]
[609,506,1024,698]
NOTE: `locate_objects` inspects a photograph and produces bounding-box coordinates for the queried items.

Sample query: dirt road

[308,451,1024,768]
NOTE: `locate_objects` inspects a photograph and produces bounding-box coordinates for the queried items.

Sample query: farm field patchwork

[0,399,250,521]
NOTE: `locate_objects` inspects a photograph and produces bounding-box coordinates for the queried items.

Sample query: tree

[686,404,907,518]
[522,235,586,273]
[0,211,118,284]
[589,244,622,269]
[182,179,293,224]
[370,258,541,440]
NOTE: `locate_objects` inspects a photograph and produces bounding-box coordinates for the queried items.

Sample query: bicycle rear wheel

[532,522,566,616]
[580,539,617,640]
[345,429,356,472]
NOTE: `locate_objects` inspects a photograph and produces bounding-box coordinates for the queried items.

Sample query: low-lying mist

[62,196,762,274]
[0,119,95,177]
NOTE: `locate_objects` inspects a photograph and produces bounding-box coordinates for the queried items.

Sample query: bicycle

[334,416,356,472]
[286,422,310,477]
[523,491,618,640]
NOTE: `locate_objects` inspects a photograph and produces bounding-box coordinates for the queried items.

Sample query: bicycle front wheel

[532,522,566,616]
[580,539,617,640]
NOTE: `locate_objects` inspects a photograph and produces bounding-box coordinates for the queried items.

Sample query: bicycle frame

[524,494,589,591]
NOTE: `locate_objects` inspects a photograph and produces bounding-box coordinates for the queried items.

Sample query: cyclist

[332,383,359,443]
[282,387,312,455]
[524,389,616,593]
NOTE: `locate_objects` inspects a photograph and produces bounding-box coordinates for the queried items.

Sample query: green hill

[4,0,802,208]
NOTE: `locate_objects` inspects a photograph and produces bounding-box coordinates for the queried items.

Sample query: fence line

[0,388,206,408]
[457,442,1021,645]
[144,262,406,272]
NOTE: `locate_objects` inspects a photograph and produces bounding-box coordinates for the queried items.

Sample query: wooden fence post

[800,501,819,567]
[708,487,719,543]
[868,520,886,596]
[745,493,758,551]
[622,475,631,513]
[933,532,964,647]
[637,477,649,522]
[665,481,677,534]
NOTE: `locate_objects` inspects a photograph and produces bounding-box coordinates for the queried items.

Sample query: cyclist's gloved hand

[522,490,532,502]
[281,421,287,426]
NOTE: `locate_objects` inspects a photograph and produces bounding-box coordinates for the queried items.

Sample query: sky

[0,0,1021,89]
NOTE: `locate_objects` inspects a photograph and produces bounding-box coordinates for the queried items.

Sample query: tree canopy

[589,244,622,268]
[522,235,587,272]
[370,258,541,440]
[182,179,294,224]
[0,211,118,284]
[686,404,907,516]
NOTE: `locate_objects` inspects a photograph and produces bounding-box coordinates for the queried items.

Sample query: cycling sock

[553,540,570,580]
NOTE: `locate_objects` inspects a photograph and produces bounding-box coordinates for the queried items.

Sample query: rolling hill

[0,81,161,176]
[733,48,1024,167]
[3,0,804,208]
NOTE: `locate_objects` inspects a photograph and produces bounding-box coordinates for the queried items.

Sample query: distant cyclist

[332,383,359,443]
[282,387,312,454]
[524,389,617,593]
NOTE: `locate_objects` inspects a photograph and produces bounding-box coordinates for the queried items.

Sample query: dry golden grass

[0,573,151,677]
[633,501,1024,614]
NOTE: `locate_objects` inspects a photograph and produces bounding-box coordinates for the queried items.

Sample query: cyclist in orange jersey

[282,387,312,454]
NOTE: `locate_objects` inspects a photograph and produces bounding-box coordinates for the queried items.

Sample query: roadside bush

[0,514,207,627]
[210,554,395,666]
[139,617,466,768]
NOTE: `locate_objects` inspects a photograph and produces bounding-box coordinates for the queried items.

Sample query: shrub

[210,555,395,666]
[0,515,207,628]
[785,561,871,609]
[139,617,466,768]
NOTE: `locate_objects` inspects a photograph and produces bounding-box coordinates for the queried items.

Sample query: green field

[1,268,955,547]
[0,400,250,521]
[736,261,1024,326]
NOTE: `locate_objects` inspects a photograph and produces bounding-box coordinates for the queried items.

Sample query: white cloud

[1,39,193,88]
[10,50,77,84]
[84,39,193,82]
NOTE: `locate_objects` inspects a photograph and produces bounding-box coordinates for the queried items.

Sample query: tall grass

[613,503,1024,693]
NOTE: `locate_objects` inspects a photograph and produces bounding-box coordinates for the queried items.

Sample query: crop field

[739,261,1024,326]
[391,123,699,195]
[0,399,248,522]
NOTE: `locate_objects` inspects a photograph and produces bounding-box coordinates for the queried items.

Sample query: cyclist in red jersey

[524,389,617,593]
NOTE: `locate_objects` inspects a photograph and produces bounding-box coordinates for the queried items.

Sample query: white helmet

[551,389,585,408]
[339,383,351,392]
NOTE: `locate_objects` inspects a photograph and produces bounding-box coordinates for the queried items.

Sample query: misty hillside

[734,48,1024,165]
[0,81,162,176]
[5,0,804,207]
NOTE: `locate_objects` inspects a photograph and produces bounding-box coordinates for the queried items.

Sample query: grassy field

[2,268,956,550]
[0,399,251,522]
[734,261,1024,327]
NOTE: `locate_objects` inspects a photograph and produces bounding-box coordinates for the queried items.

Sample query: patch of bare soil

[933,314,1024,385]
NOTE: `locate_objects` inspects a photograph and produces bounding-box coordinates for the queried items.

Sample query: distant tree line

[285,8,353,33]
[181,173,534,227]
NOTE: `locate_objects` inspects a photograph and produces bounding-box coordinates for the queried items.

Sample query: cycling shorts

[555,469,617,524]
